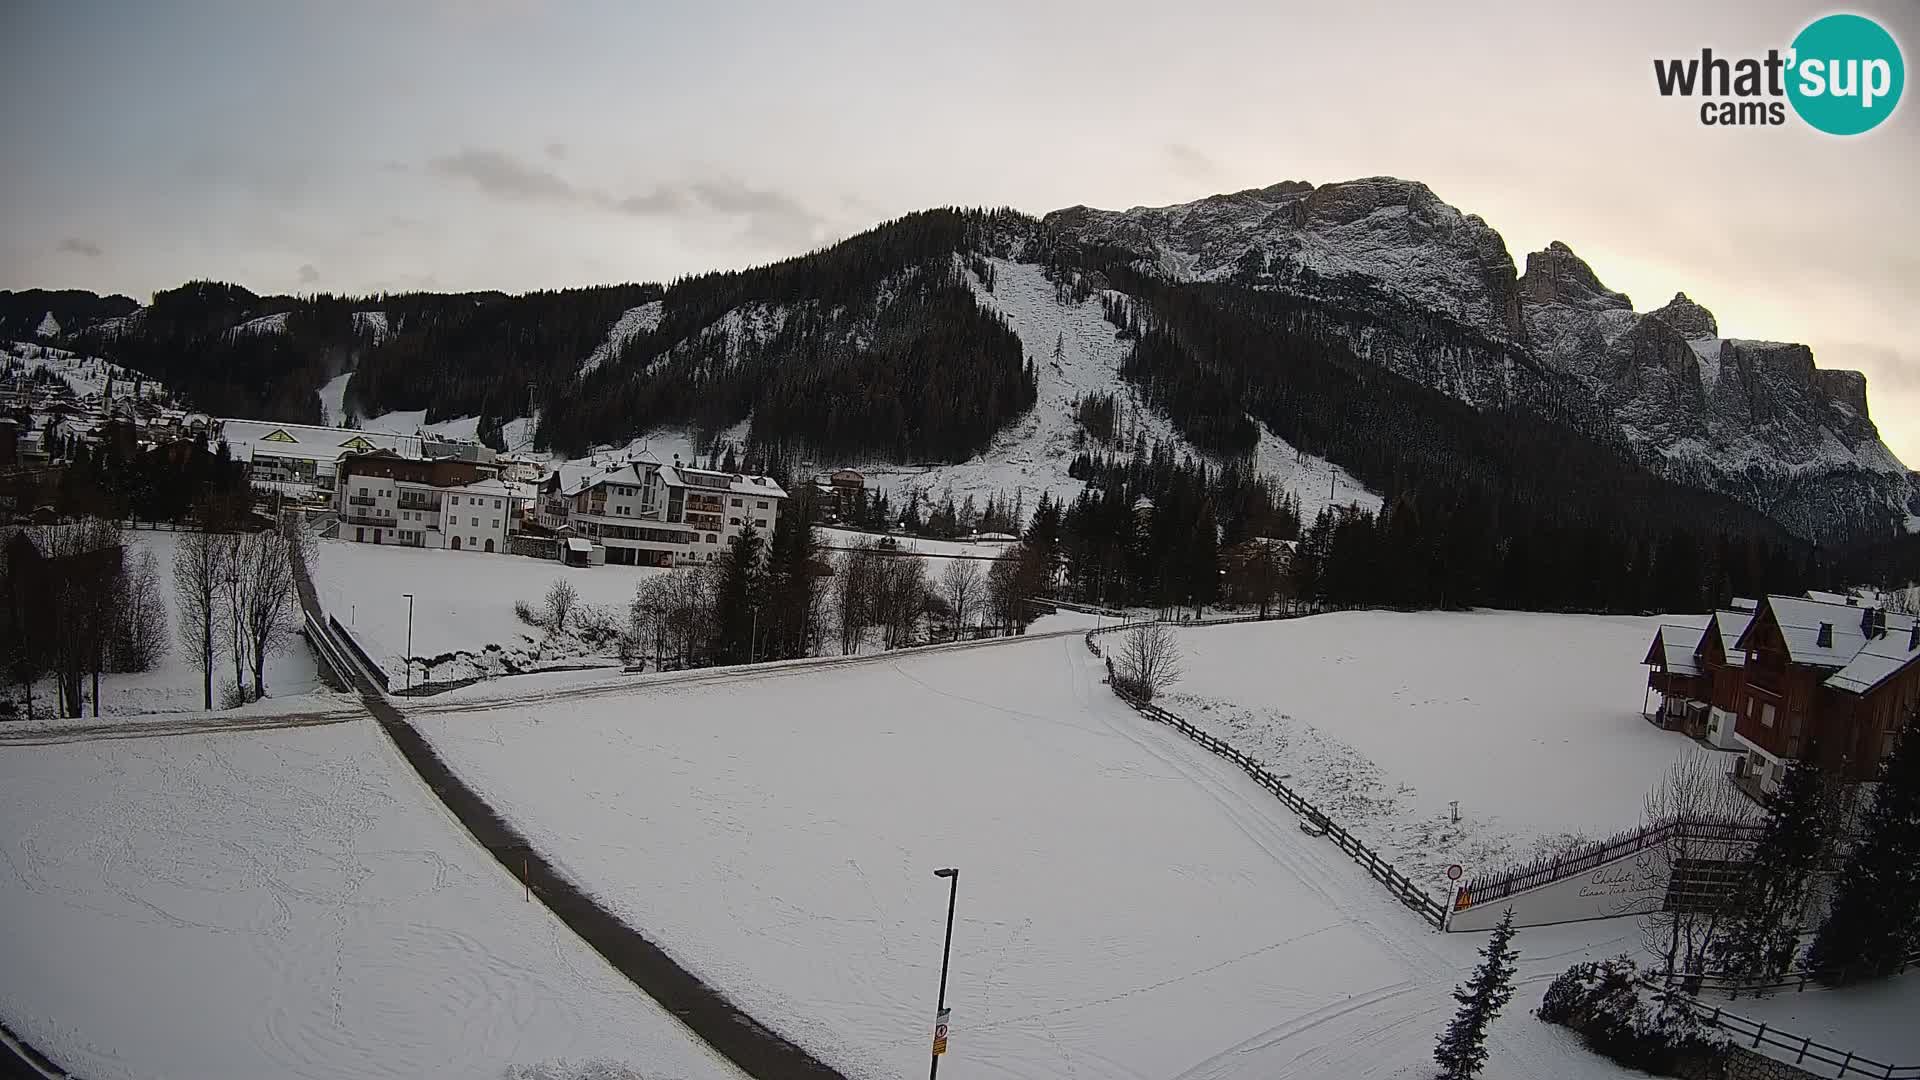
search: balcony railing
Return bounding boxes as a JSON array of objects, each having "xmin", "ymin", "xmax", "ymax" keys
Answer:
[
  {"xmin": 343, "ymin": 513, "xmax": 390, "ymax": 527},
  {"xmin": 348, "ymin": 495, "xmax": 378, "ymax": 507},
  {"xmin": 397, "ymin": 498, "xmax": 441, "ymax": 511}
]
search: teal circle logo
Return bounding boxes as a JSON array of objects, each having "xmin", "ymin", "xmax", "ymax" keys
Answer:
[{"xmin": 1787, "ymin": 13, "xmax": 1904, "ymax": 135}]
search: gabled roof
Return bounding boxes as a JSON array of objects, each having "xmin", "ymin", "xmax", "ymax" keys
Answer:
[
  {"xmin": 1826, "ymin": 618, "xmax": 1920, "ymax": 695},
  {"xmin": 218, "ymin": 418, "xmax": 420, "ymax": 464},
  {"xmin": 1743, "ymin": 595, "xmax": 1910, "ymax": 669},
  {"xmin": 1706, "ymin": 608, "xmax": 1756, "ymax": 667},
  {"xmin": 1645, "ymin": 624, "xmax": 1706, "ymax": 675}
]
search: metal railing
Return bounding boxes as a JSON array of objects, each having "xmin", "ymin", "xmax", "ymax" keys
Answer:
[
  {"xmin": 348, "ymin": 495, "xmax": 377, "ymax": 507},
  {"xmin": 1455, "ymin": 817, "xmax": 1765, "ymax": 913}
]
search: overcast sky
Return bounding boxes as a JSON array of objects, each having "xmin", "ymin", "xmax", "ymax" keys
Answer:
[{"xmin": 3, "ymin": 0, "xmax": 1916, "ymax": 462}]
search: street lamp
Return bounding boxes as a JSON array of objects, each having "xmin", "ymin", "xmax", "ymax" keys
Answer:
[
  {"xmin": 402, "ymin": 593, "xmax": 415, "ymax": 693},
  {"xmin": 929, "ymin": 867, "xmax": 959, "ymax": 1079}
]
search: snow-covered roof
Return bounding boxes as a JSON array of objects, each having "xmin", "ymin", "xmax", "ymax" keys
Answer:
[
  {"xmin": 566, "ymin": 538, "xmax": 593, "ymax": 553},
  {"xmin": 1709, "ymin": 609, "xmax": 1755, "ymax": 667},
  {"xmin": 1654, "ymin": 625, "xmax": 1705, "ymax": 675},
  {"xmin": 1751, "ymin": 595, "xmax": 1907, "ymax": 669},
  {"xmin": 545, "ymin": 453, "xmax": 662, "ymax": 497},
  {"xmin": 218, "ymin": 418, "xmax": 420, "ymax": 464},
  {"xmin": 1825, "ymin": 623, "xmax": 1920, "ymax": 695},
  {"xmin": 664, "ymin": 465, "xmax": 788, "ymax": 500},
  {"xmin": 1804, "ymin": 590, "xmax": 1853, "ymax": 606},
  {"xmin": 1729, "ymin": 597, "xmax": 1758, "ymax": 611}
]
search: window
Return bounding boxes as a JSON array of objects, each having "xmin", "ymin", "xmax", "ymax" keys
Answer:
[
  {"xmin": 706, "ymin": 533, "xmax": 717, "ymax": 544},
  {"xmin": 729, "ymin": 517, "xmax": 741, "ymax": 526},
  {"xmin": 471, "ymin": 516, "xmax": 480, "ymax": 527},
  {"xmin": 358, "ymin": 487, "xmax": 367, "ymax": 496},
  {"xmin": 731, "ymin": 497, "xmax": 742, "ymax": 507},
  {"xmin": 494, "ymin": 499, "xmax": 501, "ymax": 509},
  {"xmin": 1761, "ymin": 703, "xmax": 1776, "ymax": 728},
  {"xmin": 755, "ymin": 519, "xmax": 767, "ymax": 529},
  {"xmin": 451, "ymin": 496, "xmax": 460, "ymax": 505},
  {"xmin": 757, "ymin": 500, "xmax": 768, "ymax": 509},
  {"xmin": 491, "ymin": 519, "xmax": 499, "ymax": 528}
]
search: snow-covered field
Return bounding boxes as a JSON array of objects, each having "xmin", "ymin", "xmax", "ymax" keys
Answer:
[
  {"xmin": 26, "ymin": 530, "xmax": 323, "ymax": 718},
  {"xmin": 0, "ymin": 719, "xmax": 739, "ymax": 1080},
  {"xmin": 1708, "ymin": 977, "xmax": 1920, "ymax": 1066},
  {"xmin": 307, "ymin": 539, "xmax": 667, "ymax": 681},
  {"xmin": 1160, "ymin": 611, "xmax": 1722, "ymax": 892},
  {"xmin": 411, "ymin": 633, "xmax": 1645, "ymax": 1080}
]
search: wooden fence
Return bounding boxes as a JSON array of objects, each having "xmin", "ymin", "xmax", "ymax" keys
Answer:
[
  {"xmin": 1648, "ymin": 982, "xmax": 1919, "ymax": 1079},
  {"xmin": 1087, "ymin": 623, "xmax": 1447, "ymax": 928},
  {"xmin": 1651, "ymin": 946, "xmax": 1920, "ymax": 999}
]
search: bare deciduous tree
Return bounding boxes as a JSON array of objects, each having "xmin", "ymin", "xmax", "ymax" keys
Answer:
[
  {"xmin": 835, "ymin": 541, "xmax": 880, "ymax": 655},
  {"xmin": 941, "ymin": 559, "xmax": 982, "ymax": 638},
  {"xmin": 174, "ymin": 528, "xmax": 228, "ymax": 711},
  {"xmin": 1117, "ymin": 622, "xmax": 1183, "ymax": 701},
  {"xmin": 544, "ymin": 578, "xmax": 580, "ymax": 632},
  {"xmin": 1640, "ymin": 754, "xmax": 1753, "ymax": 981},
  {"xmin": 232, "ymin": 527, "xmax": 299, "ymax": 700},
  {"xmin": 112, "ymin": 547, "xmax": 168, "ymax": 673},
  {"xmin": 35, "ymin": 519, "xmax": 125, "ymax": 717}
]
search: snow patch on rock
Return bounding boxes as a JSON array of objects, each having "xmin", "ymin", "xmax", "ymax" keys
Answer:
[{"xmin": 578, "ymin": 301, "xmax": 663, "ymax": 379}]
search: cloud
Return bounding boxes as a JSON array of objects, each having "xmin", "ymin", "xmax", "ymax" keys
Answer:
[
  {"xmin": 1165, "ymin": 143, "xmax": 1220, "ymax": 182},
  {"xmin": 59, "ymin": 237, "xmax": 103, "ymax": 257},
  {"xmin": 544, "ymin": 140, "xmax": 568, "ymax": 161},
  {"xmin": 428, "ymin": 148, "xmax": 577, "ymax": 202},
  {"xmin": 297, "ymin": 263, "xmax": 321, "ymax": 284},
  {"xmin": 426, "ymin": 146, "xmax": 829, "ymax": 248}
]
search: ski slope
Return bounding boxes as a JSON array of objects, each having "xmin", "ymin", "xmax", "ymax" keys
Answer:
[
  {"xmin": 845, "ymin": 258, "xmax": 1379, "ymax": 523},
  {"xmin": 412, "ymin": 633, "xmax": 1645, "ymax": 1080},
  {"xmin": 0, "ymin": 719, "xmax": 739, "ymax": 1080}
]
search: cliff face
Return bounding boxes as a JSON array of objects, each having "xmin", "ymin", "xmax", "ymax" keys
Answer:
[{"xmin": 1047, "ymin": 181, "xmax": 1911, "ymax": 540}]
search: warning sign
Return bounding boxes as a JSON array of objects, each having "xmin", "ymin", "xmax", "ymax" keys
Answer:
[{"xmin": 931, "ymin": 1007, "xmax": 950, "ymax": 1056}]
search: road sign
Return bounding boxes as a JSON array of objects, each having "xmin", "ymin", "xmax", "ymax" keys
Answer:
[
  {"xmin": 932, "ymin": 1007, "xmax": 950, "ymax": 1056},
  {"xmin": 1446, "ymin": 864, "xmax": 1464, "ymax": 882}
]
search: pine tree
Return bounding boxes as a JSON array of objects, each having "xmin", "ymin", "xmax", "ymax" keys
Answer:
[
  {"xmin": 1435, "ymin": 909, "xmax": 1520, "ymax": 1080},
  {"xmin": 1711, "ymin": 752, "xmax": 1835, "ymax": 982},
  {"xmin": 710, "ymin": 523, "xmax": 765, "ymax": 664},
  {"xmin": 1808, "ymin": 710, "xmax": 1920, "ymax": 984}
]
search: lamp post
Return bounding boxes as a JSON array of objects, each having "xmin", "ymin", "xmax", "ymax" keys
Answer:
[
  {"xmin": 402, "ymin": 592, "xmax": 415, "ymax": 693},
  {"xmin": 930, "ymin": 867, "xmax": 959, "ymax": 1079}
]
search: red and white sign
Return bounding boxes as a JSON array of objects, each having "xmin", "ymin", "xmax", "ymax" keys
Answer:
[
  {"xmin": 931, "ymin": 1007, "xmax": 950, "ymax": 1056},
  {"xmin": 1446, "ymin": 864, "xmax": 1464, "ymax": 882}
]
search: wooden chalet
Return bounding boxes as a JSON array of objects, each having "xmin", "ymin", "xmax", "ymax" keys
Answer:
[{"xmin": 1644, "ymin": 594, "xmax": 1919, "ymax": 799}]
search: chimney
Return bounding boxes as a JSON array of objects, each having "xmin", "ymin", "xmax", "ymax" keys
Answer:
[
  {"xmin": 1816, "ymin": 622, "xmax": 1833, "ymax": 648},
  {"xmin": 1862, "ymin": 606, "xmax": 1884, "ymax": 639}
]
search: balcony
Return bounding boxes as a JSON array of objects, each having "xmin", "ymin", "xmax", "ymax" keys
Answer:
[
  {"xmin": 348, "ymin": 495, "xmax": 378, "ymax": 507},
  {"xmin": 398, "ymin": 497, "xmax": 442, "ymax": 512},
  {"xmin": 343, "ymin": 513, "xmax": 390, "ymax": 527}
]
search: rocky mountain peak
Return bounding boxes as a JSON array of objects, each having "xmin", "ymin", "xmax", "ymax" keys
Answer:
[
  {"xmin": 1518, "ymin": 241, "xmax": 1632, "ymax": 312},
  {"xmin": 1648, "ymin": 292, "xmax": 1719, "ymax": 340}
]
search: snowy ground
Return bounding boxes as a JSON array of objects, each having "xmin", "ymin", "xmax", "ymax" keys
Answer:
[
  {"xmin": 1159, "ymin": 611, "xmax": 1725, "ymax": 895},
  {"xmin": 307, "ymin": 538, "xmax": 668, "ymax": 682},
  {"xmin": 316, "ymin": 371, "xmax": 354, "ymax": 426},
  {"xmin": 411, "ymin": 633, "xmax": 1649, "ymax": 1080},
  {"xmin": 1706, "ymin": 978, "xmax": 1920, "ymax": 1066},
  {"xmin": 24, "ymin": 530, "xmax": 323, "ymax": 718},
  {"xmin": 0, "ymin": 719, "xmax": 739, "ymax": 1080}
]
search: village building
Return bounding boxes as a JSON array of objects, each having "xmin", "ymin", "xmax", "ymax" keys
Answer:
[
  {"xmin": 1644, "ymin": 593, "xmax": 1920, "ymax": 799},
  {"xmin": 333, "ymin": 449, "xmax": 525, "ymax": 552},
  {"xmin": 536, "ymin": 453, "xmax": 786, "ymax": 567},
  {"xmin": 216, "ymin": 419, "xmax": 425, "ymax": 503}
]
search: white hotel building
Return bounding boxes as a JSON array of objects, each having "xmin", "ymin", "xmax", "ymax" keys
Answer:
[{"xmin": 538, "ymin": 454, "xmax": 786, "ymax": 566}]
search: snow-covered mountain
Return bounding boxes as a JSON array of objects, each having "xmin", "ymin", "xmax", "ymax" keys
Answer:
[{"xmin": 1043, "ymin": 177, "xmax": 1910, "ymax": 539}]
